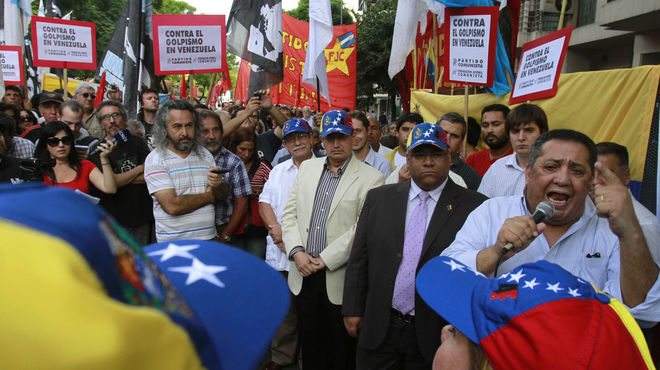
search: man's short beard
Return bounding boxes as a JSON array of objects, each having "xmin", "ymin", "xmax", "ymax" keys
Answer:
[
  {"xmin": 485, "ymin": 135, "xmax": 509, "ymax": 150},
  {"xmin": 205, "ymin": 141, "xmax": 221, "ymax": 154},
  {"xmin": 169, "ymin": 136, "xmax": 194, "ymax": 152}
]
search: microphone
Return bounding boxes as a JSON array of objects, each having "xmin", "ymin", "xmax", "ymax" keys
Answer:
[
  {"xmin": 89, "ymin": 129, "xmax": 131, "ymax": 157},
  {"xmin": 503, "ymin": 201, "xmax": 555, "ymax": 251}
]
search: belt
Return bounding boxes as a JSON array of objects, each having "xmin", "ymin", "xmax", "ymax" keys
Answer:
[{"xmin": 391, "ymin": 308, "xmax": 414, "ymax": 323}]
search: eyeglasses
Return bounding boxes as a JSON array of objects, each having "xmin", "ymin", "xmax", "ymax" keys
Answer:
[
  {"xmin": 100, "ymin": 112, "xmax": 122, "ymax": 122},
  {"xmin": 80, "ymin": 92, "xmax": 96, "ymax": 99},
  {"xmin": 46, "ymin": 136, "xmax": 73, "ymax": 147},
  {"xmin": 284, "ymin": 132, "xmax": 309, "ymax": 143}
]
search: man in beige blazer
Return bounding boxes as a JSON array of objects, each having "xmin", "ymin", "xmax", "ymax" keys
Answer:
[{"xmin": 282, "ymin": 110, "xmax": 385, "ymax": 370}]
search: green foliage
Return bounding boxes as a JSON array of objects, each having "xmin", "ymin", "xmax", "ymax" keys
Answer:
[
  {"xmin": 50, "ymin": 0, "xmax": 127, "ymax": 80},
  {"xmin": 153, "ymin": 0, "xmax": 196, "ymax": 15},
  {"xmin": 44, "ymin": 0, "xmax": 196, "ymax": 81},
  {"xmin": 355, "ymin": 0, "xmax": 398, "ymax": 109},
  {"xmin": 285, "ymin": 0, "xmax": 355, "ymax": 25}
]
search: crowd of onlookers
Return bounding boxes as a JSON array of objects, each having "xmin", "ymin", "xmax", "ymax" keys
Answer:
[{"xmin": 1, "ymin": 81, "xmax": 659, "ymax": 370}]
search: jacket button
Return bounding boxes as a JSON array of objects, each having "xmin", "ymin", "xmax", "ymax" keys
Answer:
[{"xmin": 396, "ymin": 253, "xmax": 402, "ymax": 258}]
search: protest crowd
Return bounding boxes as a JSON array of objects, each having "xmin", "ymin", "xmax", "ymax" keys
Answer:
[{"xmin": 1, "ymin": 1, "xmax": 660, "ymax": 370}]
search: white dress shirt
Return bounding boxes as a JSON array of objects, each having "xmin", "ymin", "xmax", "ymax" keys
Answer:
[
  {"xmin": 477, "ymin": 153, "xmax": 525, "ymax": 197},
  {"xmin": 442, "ymin": 195, "xmax": 660, "ymax": 323},
  {"xmin": 259, "ymin": 158, "xmax": 299, "ymax": 271}
]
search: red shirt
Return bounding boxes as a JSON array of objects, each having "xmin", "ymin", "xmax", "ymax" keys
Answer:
[
  {"xmin": 466, "ymin": 148, "xmax": 513, "ymax": 176},
  {"xmin": 43, "ymin": 160, "xmax": 97, "ymax": 194}
]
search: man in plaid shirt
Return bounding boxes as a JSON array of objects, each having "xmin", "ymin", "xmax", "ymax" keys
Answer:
[{"xmin": 198, "ymin": 110, "xmax": 252, "ymax": 244}]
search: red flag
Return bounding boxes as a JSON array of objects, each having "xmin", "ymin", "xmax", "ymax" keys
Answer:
[
  {"xmin": 234, "ymin": 59, "xmax": 250, "ymax": 103},
  {"xmin": 169, "ymin": 92, "xmax": 174, "ymax": 100},
  {"xmin": 94, "ymin": 71, "xmax": 106, "ymax": 108},
  {"xmin": 192, "ymin": 84, "xmax": 198, "ymax": 99},
  {"xmin": 179, "ymin": 74, "xmax": 187, "ymax": 98},
  {"xmin": 221, "ymin": 61, "xmax": 232, "ymax": 91}
]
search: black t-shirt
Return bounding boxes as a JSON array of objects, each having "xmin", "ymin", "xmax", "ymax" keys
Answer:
[
  {"xmin": 0, "ymin": 155, "xmax": 30, "ymax": 184},
  {"xmin": 90, "ymin": 136, "xmax": 153, "ymax": 227},
  {"xmin": 257, "ymin": 129, "xmax": 282, "ymax": 164}
]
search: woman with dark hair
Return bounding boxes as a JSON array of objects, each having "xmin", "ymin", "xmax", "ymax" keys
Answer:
[
  {"xmin": 227, "ymin": 127, "xmax": 271, "ymax": 259},
  {"xmin": 34, "ymin": 121, "xmax": 117, "ymax": 194},
  {"xmin": 16, "ymin": 108, "xmax": 37, "ymax": 135}
]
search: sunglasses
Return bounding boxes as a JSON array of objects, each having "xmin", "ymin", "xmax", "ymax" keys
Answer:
[
  {"xmin": 46, "ymin": 136, "xmax": 73, "ymax": 147},
  {"xmin": 80, "ymin": 92, "xmax": 96, "ymax": 99},
  {"xmin": 100, "ymin": 112, "xmax": 122, "ymax": 122},
  {"xmin": 18, "ymin": 116, "xmax": 33, "ymax": 123}
]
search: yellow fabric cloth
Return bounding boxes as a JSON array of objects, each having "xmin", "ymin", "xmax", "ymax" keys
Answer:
[
  {"xmin": 411, "ymin": 65, "xmax": 660, "ymax": 181},
  {"xmin": 0, "ymin": 220, "xmax": 202, "ymax": 370}
]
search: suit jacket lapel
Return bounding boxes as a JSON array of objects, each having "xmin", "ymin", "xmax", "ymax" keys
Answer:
[
  {"xmin": 393, "ymin": 181, "xmax": 411, "ymax": 253},
  {"xmin": 303, "ymin": 158, "xmax": 326, "ymax": 224},
  {"xmin": 421, "ymin": 179, "xmax": 459, "ymax": 258}
]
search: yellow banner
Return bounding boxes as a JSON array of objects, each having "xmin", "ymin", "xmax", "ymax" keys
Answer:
[
  {"xmin": 411, "ymin": 65, "xmax": 660, "ymax": 181},
  {"xmin": 41, "ymin": 73, "xmax": 97, "ymax": 96}
]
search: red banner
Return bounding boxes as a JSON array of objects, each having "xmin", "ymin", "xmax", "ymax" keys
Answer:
[{"xmin": 236, "ymin": 13, "xmax": 357, "ymax": 111}]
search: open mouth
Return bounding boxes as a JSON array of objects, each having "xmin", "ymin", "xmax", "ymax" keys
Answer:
[{"xmin": 546, "ymin": 192, "xmax": 569, "ymax": 206}]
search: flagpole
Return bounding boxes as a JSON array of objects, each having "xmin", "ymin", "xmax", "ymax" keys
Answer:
[
  {"xmin": 432, "ymin": 15, "xmax": 439, "ymax": 93},
  {"xmin": 316, "ymin": 77, "xmax": 321, "ymax": 112},
  {"xmin": 463, "ymin": 84, "xmax": 469, "ymax": 159},
  {"xmin": 62, "ymin": 68, "xmax": 70, "ymax": 101}
]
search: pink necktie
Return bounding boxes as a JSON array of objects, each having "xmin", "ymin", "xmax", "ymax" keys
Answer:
[{"xmin": 392, "ymin": 191, "xmax": 429, "ymax": 314}]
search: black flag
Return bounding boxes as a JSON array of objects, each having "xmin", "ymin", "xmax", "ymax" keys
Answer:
[
  {"xmin": 96, "ymin": 0, "xmax": 157, "ymax": 118},
  {"xmin": 226, "ymin": 0, "xmax": 283, "ymax": 95}
]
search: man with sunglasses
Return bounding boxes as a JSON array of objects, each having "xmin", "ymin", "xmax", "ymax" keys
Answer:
[
  {"xmin": 74, "ymin": 83, "xmax": 104, "ymax": 140},
  {"xmin": 90, "ymin": 100, "xmax": 154, "ymax": 245}
]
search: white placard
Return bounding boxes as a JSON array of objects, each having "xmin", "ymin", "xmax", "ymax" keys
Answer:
[
  {"xmin": 34, "ymin": 21, "xmax": 94, "ymax": 63},
  {"xmin": 0, "ymin": 49, "xmax": 21, "ymax": 83},
  {"xmin": 448, "ymin": 15, "xmax": 492, "ymax": 85},
  {"xmin": 511, "ymin": 37, "xmax": 565, "ymax": 98},
  {"xmin": 157, "ymin": 25, "xmax": 223, "ymax": 72}
]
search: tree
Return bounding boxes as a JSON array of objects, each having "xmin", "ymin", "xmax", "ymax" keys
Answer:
[
  {"xmin": 355, "ymin": 0, "xmax": 398, "ymax": 118},
  {"xmin": 48, "ymin": 0, "xmax": 196, "ymax": 80},
  {"xmin": 285, "ymin": 0, "xmax": 355, "ymax": 25},
  {"xmin": 153, "ymin": 0, "xmax": 196, "ymax": 15}
]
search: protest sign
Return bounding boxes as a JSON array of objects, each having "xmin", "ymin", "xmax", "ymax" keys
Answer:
[
  {"xmin": 31, "ymin": 16, "xmax": 96, "ymax": 70},
  {"xmin": 443, "ymin": 6, "xmax": 498, "ymax": 87},
  {"xmin": 152, "ymin": 14, "xmax": 226, "ymax": 75},
  {"xmin": 235, "ymin": 14, "xmax": 357, "ymax": 111},
  {"xmin": 0, "ymin": 46, "xmax": 24, "ymax": 85},
  {"xmin": 509, "ymin": 26, "xmax": 573, "ymax": 104}
]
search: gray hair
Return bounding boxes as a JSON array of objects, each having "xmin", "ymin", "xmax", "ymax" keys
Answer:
[
  {"xmin": 437, "ymin": 112, "xmax": 466, "ymax": 138},
  {"xmin": 152, "ymin": 99, "xmax": 203, "ymax": 154},
  {"xmin": 74, "ymin": 82, "xmax": 96, "ymax": 95},
  {"xmin": 96, "ymin": 100, "xmax": 128, "ymax": 121}
]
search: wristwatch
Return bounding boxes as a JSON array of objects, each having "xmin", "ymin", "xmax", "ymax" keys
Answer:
[{"xmin": 220, "ymin": 234, "xmax": 231, "ymax": 242}]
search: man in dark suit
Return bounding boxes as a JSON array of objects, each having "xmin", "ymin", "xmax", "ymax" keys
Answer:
[{"xmin": 342, "ymin": 122, "xmax": 487, "ymax": 369}]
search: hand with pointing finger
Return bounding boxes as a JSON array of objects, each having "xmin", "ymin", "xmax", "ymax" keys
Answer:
[{"xmin": 592, "ymin": 162, "xmax": 636, "ymax": 238}]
